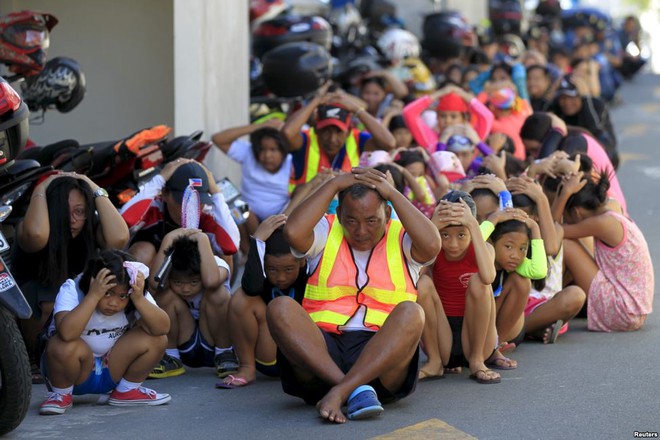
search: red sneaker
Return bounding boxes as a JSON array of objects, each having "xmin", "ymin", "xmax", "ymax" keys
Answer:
[
  {"xmin": 108, "ymin": 386, "xmax": 171, "ymax": 406},
  {"xmin": 39, "ymin": 392, "xmax": 73, "ymax": 415}
]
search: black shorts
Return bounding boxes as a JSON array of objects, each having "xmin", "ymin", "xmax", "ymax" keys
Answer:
[
  {"xmin": 20, "ymin": 280, "xmax": 60, "ymax": 320},
  {"xmin": 446, "ymin": 316, "xmax": 469, "ymax": 369},
  {"xmin": 178, "ymin": 322, "xmax": 214, "ymax": 368},
  {"xmin": 445, "ymin": 316, "xmax": 499, "ymax": 369},
  {"xmin": 278, "ymin": 330, "xmax": 419, "ymax": 406}
]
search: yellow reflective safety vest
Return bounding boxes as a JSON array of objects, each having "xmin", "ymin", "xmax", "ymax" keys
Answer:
[
  {"xmin": 302, "ymin": 215, "xmax": 417, "ymax": 334},
  {"xmin": 288, "ymin": 128, "xmax": 361, "ymax": 193}
]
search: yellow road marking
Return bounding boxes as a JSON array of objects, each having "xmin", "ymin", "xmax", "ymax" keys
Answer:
[
  {"xmin": 621, "ymin": 124, "xmax": 649, "ymax": 137},
  {"xmin": 641, "ymin": 103, "xmax": 660, "ymax": 113},
  {"xmin": 619, "ymin": 152, "xmax": 648, "ymax": 165},
  {"xmin": 371, "ymin": 418, "xmax": 477, "ymax": 440}
]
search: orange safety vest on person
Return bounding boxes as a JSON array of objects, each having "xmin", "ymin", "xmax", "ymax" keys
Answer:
[
  {"xmin": 302, "ymin": 215, "xmax": 418, "ymax": 334},
  {"xmin": 288, "ymin": 128, "xmax": 361, "ymax": 193}
]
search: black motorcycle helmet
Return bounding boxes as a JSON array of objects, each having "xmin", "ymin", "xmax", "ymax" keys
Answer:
[
  {"xmin": 21, "ymin": 56, "xmax": 86, "ymax": 113},
  {"xmin": 252, "ymin": 15, "xmax": 332, "ymax": 59},
  {"xmin": 261, "ymin": 42, "xmax": 332, "ymax": 98},
  {"xmin": 488, "ymin": 0, "xmax": 523, "ymax": 36},
  {"xmin": 0, "ymin": 77, "xmax": 29, "ymax": 168},
  {"xmin": 422, "ymin": 11, "xmax": 471, "ymax": 60}
]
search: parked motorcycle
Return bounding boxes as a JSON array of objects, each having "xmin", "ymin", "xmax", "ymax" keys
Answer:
[
  {"xmin": 0, "ymin": 75, "xmax": 33, "ymax": 437},
  {"xmin": 18, "ymin": 126, "xmax": 213, "ymax": 208}
]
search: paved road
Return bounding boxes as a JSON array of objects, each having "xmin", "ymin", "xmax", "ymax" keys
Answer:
[{"xmin": 8, "ymin": 74, "xmax": 660, "ymax": 440}]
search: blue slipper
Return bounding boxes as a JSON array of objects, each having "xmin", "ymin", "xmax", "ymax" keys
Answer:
[{"xmin": 347, "ymin": 385, "xmax": 383, "ymax": 420}]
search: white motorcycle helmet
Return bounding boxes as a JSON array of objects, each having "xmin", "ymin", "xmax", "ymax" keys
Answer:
[{"xmin": 377, "ymin": 28, "xmax": 420, "ymax": 63}]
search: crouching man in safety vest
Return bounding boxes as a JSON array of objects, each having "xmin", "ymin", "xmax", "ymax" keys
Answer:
[{"xmin": 267, "ymin": 167, "xmax": 441, "ymax": 423}]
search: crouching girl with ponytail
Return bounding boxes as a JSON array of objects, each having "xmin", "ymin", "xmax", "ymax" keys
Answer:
[{"xmin": 554, "ymin": 171, "xmax": 654, "ymax": 332}]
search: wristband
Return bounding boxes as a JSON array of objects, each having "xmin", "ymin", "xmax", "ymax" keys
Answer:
[
  {"xmin": 499, "ymin": 191, "xmax": 513, "ymax": 210},
  {"xmin": 480, "ymin": 220, "xmax": 495, "ymax": 241}
]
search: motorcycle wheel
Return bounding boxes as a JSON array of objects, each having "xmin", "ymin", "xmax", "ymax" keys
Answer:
[{"xmin": 0, "ymin": 306, "xmax": 31, "ymax": 436}]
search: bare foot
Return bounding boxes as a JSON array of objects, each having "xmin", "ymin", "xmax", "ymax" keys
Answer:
[
  {"xmin": 444, "ymin": 366, "xmax": 462, "ymax": 374},
  {"xmin": 233, "ymin": 365, "xmax": 257, "ymax": 384},
  {"xmin": 316, "ymin": 388, "xmax": 346, "ymax": 424},
  {"xmin": 418, "ymin": 360, "xmax": 444, "ymax": 380}
]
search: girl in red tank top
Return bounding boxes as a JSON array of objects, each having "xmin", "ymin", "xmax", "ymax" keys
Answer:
[
  {"xmin": 417, "ymin": 191, "xmax": 511, "ymax": 384},
  {"xmin": 432, "ymin": 243, "xmax": 478, "ymax": 317}
]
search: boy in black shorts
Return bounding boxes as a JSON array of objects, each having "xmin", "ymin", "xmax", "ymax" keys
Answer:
[
  {"xmin": 217, "ymin": 214, "xmax": 308, "ymax": 389},
  {"xmin": 148, "ymin": 228, "xmax": 238, "ymax": 380}
]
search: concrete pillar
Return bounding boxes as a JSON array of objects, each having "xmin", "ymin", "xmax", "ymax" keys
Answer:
[{"xmin": 173, "ymin": 0, "xmax": 249, "ymax": 183}]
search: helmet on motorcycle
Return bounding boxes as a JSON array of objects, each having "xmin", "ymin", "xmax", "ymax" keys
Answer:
[
  {"xmin": 0, "ymin": 77, "xmax": 29, "ymax": 167},
  {"xmin": 377, "ymin": 29, "xmax": 420, "ymax": 63},
  {"xmin": 362, "ymin": 0, "xmax": 400, "ymax": 34},
  {"xmin": 250, "ymin": 0, "xmax": 287, "ymax": 28},
  {"xmin": 488, "ymin": 0, "xmax": 523, "ymax": 36},
  {"xmin": 535, "ymin": 0, "xmax": 562, "ymax": 21},
  {"xmin": 332, "ymin": 55, "xmax": 386, "ymax": 90},
  {"xmin": 402, "ymin": 58, "xmax": 436, "ymax": 97},
  {"xmin": 21, "ymin": 56, "xmax": 86, "ymax": 113},
  {"xmin": 498, "ymin": 34, "xmax": 526, "ymax": 59},
  {"xmin": 252, "ymin": 15, "xmax": 332, "ymax": 59},
  {"xmin": 422, "ymin": 11, "xmax": 471, "ymax": 60},
  {"xmin": 261, "ymin": 42, "xmax": 332, "ymax": 98},
  {"xmin": 0, "ymin": 10, "xmax": 57, "ymax": 77},
  {"xmin": 160, "ymin": 130, "xmax": 211, "ymax": 163}
]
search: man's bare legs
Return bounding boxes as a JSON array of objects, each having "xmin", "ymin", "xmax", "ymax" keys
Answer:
[{"xmin": 267, "ymin": 297, "xmax": 424, "ymax": 423}]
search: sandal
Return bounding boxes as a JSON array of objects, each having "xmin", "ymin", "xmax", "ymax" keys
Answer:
[
  {"xmin": 469, "ymin": 369, "xmax": 501, "ymax": 384},
  {"xmin": 417, "ymin": 368, "xmax": 445, "ymax": 382},
  {"xmin": 485, "ymin": 354, "xmax": 517, "ymax": 370},
  {"xmin": 347, "ymin": 385, "xmax": 383, "ymax": 420},
  {"xmin": 215, "ymin": 375, "xmax": 249, "ymax": 389}
]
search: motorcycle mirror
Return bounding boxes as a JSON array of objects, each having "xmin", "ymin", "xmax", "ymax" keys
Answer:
[{"xmin": 0, "ymin": 205, "xmax": 12, "ymax": 222}]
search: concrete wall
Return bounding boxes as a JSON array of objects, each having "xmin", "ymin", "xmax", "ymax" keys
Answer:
[
  {"xmin": 0, "ymin": 0, "xmax": 174, "ymax": 145},
  {"xmin": 173, "ymin": 0, "xmax": 249, "ymax": 183}
]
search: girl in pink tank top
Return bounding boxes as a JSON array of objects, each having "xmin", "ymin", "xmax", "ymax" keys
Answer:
[{"xmin": 555, "ymin": 171, "xmax": 653, "ymax": 332}]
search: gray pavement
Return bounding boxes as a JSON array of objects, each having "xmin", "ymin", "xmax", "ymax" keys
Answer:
[{"xmin": 7, "ymin": 74, "xmax": 660, "ymax": 440}]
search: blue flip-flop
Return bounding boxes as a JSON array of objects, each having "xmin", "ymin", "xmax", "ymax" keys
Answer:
[{"xmin": 347, "ymin": 385, "xmax": 384, "ymax": 420}]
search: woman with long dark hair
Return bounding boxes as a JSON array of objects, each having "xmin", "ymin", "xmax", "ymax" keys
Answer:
[{"xmin": 12, "ymin": 172, "xmax": 129, "ymax": 382}]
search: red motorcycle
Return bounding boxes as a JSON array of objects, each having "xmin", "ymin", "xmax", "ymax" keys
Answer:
[
  {"xmin": 18, "ymin": 126, "xmax": 212, "ymax": 207},
  {"xmin": 0, "ymin": 75, "xmax": 34, "ymax": 437}
]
